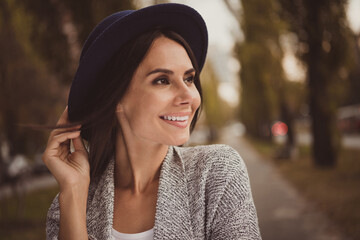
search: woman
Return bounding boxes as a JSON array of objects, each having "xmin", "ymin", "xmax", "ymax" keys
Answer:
[{"xmin": 44, "ymin": 3, "xmax": 261, "ymax": 240}]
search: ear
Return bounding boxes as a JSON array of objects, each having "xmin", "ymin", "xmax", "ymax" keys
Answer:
[{"xmin": 116, "ymin": 102, "xmax": 124, "ymax": 113}]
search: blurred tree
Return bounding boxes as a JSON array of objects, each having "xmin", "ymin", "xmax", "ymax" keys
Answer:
[
  {"xmin": 0, "ymin": 0, "xmax": 136, "ymax": 160},
  {"xmin": 278, "ymin": 0, "xmax": 354, "ymax": 166},
  {"xmin": 152, "ymin": 0, "xmax": 169, "ymax": 4},
  {"xmin": 201, "ymin": 62, "xmax": 232, "ymax": 142},
  {"xmin": 0, "ymin": 0, "xmax": 64, "ymax": 158},
  {"xmin": 225, "ymin": 0, "xmax": 293, "ymax": 144},
  {"xmin": 61, "ymin": 0, "xmax": 136, "ymax": 45},
  {"xmin": 342, "ymin": 34, "xmax": 360, "ymax": 106},
  {"xmin": 11, "ymin": 0, "xmax": 136, "ymax": 84},
  {"xmin": 10, "ymin": 0, "xmax": 73, "ymax": 84}
]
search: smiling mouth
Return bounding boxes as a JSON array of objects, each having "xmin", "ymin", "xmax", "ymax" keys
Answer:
[
  {"xmin": 159, "ymin": 115, "xmax": 190, "ymax": 128},
  {"xmin": 160, "ymin": 115, "xmax": 189, "ymax": 121}
]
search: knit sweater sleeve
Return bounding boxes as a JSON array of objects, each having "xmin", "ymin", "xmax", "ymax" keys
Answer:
[
  {"xmin": 45, "ymin": 185, "xmax": 97, "ymax": 240},
  {"xmin": 209, "ymin": 146, "xmax": 261, "ymax": 240},
  {"xmin": 46, "ymin": 194, "xmax": 60, "ymax": 240}
]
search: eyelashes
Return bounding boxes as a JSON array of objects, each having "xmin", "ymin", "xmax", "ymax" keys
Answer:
[
  {"xmin": 152, "ymin": 78, "xmax": 169, "ymax": 85},
  {"xmin": 152, "ymin": 75, "xmax": 195, "ymax": 86},
  {"xmin": 184, "ymin": 75, "xmax": 194, "ymax": 84}
]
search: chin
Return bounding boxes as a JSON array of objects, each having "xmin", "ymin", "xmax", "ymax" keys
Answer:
[{"xmin": 167, "ymin": 134, "xmax": 190, "ymax": 146}]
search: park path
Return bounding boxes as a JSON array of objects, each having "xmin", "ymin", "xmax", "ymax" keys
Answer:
[{"xmin": 220, "ymin": 130, "xmax": 347, "ymax": 240}]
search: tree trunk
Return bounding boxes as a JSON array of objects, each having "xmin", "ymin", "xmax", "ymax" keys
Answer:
[{"xmin": 306, "ymin": 0, "xmax": 339, "ymax": 166}]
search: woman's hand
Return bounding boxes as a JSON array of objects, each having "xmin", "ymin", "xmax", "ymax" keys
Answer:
[
  {"xmin": 42, "ymin": 107, "xmax": 90, "ymax": 191},
  {"xmin": 43, "ymin": 107, "xmax": 90, "ymax": 239}
]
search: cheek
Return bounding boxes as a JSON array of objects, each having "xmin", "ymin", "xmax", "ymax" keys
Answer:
[
  {"xmin": 123, "ymin": 90, "xmax": 169, "ymax": 121},
  {"xmin": 192, "ymin": 88, "xmax": 201, "ymax": 110},
  {"xmin": 140, "ymin": 91, "xmax": 171, "ymax": 114}
]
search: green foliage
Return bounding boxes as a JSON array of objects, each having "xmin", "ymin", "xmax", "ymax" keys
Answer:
[
  {"xmin": 201, "ymin": 62, "xmax": 231, "ymax": 129},
  {"xmin": 0, "ymin": 0, "xmax": 136, "ymax": 158},
  {"xmin": 6, "ymin": 0, "xmax": 137, "ymax": 85},
  {"xmin": 0, "ymin": 0, "xmax": 64, "ymax": 156},
  {"xmin": 341, "ymin": 34, "xmax": 360, "ymax": 106},
  {"xmin": 283, "ymin": 80, "xmax": 306, "ymax": 114},
  {"xmin": 229, "ymin": 0, "xmax": 356, "ymax": 165},
  {"xmin": 10, "ymin": 0, "xmax": 72, "ymax": 83},
  {"xmin": 278, "ymin": 0, "xmax": 354, "ymax": 166},
  {"xmin": 233, "ymin": 0, "xmax": 287, "ymax": 139},
  {"xmin": 61, "ymin": 0, "xmax": 136, "ymax": 46}
]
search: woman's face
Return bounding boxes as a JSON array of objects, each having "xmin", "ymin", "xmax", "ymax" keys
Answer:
[{"xmin": 116, "ymin": 36, "xmax": 201, "ymax": 146}]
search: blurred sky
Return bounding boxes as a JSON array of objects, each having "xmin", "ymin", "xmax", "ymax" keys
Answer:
[
  {"xmin": 347, "ymin": 0, "xmax": 360, "ymax": 33},
  {"xmin": 140, "ymin": 0, "xmax": 360, "ymax": 106}
]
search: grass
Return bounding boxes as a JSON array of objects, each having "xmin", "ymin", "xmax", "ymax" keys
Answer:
[
  {"xmin": 247, "ymin": 137, "xmax": 360, "ymax": 240},
  {"xmin": 0, "ymin": 186, "xmax": 59, "ymax": 240}
]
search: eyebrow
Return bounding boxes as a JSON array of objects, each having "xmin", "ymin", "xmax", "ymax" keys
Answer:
[{"xmin": 146, "ymin": 68, "xmax": 195, "ymax": 76}]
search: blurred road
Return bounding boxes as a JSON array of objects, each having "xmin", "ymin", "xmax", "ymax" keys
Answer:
[
  {"xmin": 220, "ymin": 129, "xmax": 347, "ymax": 240},
  {"xmin": 297, "ymin": 132, "xmax": 360, "ymax": 149}
]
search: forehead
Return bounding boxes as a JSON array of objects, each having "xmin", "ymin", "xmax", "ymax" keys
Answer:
[{"xmin": 139, "ymin": 36, "xmax": 193, "ymax": 70}]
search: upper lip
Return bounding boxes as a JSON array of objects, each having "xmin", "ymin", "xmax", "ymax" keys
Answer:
[{"xmin": 160, "ymin": 112, "xmax": 192, "ymax": 117}]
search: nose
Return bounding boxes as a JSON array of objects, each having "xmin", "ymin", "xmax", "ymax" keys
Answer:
[{"xmin": 174, "ymin": 82, "xmax": 195, "ymax": 106}]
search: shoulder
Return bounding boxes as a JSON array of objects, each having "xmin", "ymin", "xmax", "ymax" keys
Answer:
[
  {"xmin": 173, "ymin": 144, "xmax": 249, "ymax": 194},
  {"xmin": 170, "ymin": 146, "xmax": 260, "ymax": 238},
  {"xmin": 175, "ymin": 144, "xmax": 246, "ymax": 176},
  {"xmin": 173, "ymin": 144, "xmax": 256, "ymax": 231},
  {"xmin": 175, "ymin": 144, "xmax": 241, "ymax": 162}
]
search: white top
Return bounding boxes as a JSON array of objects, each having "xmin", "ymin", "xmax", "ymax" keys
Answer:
[{"xmin": 111, "ymin": 228, "xmax": 154, "ymax": 240}]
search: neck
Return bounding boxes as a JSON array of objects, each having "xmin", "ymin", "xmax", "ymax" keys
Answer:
[{"xmin": 114, "ymin": 127, "xmax": 169, "ymax": 195}]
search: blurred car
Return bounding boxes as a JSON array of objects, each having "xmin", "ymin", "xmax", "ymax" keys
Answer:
[{"xmin": 338, "ymin": 104, "xmax": 360, "ymax": 134}]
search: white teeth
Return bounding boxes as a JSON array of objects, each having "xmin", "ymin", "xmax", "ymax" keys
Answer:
[{"xmin": 163, "ymin": 115, "xmax": 189, "ymax": 121}]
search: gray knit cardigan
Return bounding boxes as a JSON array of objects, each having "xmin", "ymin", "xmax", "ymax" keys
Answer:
[{"xmin": 46, "ymin": 144, "xmax": 261, "ymax": 239}]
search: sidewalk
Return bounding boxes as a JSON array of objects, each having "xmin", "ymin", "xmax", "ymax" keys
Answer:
[{"xmin": 220, "ymin": 132, "xmax": 347, "ymax": 240}]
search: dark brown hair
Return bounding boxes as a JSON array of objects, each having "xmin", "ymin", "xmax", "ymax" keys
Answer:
[{"xmin": 78, "ymin": 28, "xmax": 203, "ymax": 182}]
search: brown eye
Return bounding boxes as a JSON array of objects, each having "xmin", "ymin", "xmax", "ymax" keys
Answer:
[
  {"xmin": 184, "ymin": 75, "xmax": 195, "ymax": 84},
  {"xmin": 152, "ymin": 78, "xmax": 170, "ymax": 85}
]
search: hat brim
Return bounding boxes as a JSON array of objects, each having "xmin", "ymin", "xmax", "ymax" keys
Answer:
[{"xmin": 68, "ymin": 3, "xmax": 208, "ymax": 122}]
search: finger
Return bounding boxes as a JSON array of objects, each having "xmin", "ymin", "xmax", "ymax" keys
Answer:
[
  {"xmin": 48, "ymin": 124, "xmax": 81, "ymax": 140},
  {"xmin": 58, "ymin": 147, "xmax": 70, "ymax": 162},
  {"xmin": 60, "ymin": 139, "xmax": 70, "ymax": 149},
  {"xmin": 58, "ymin": 140, "xmax": 70, "ymax": 158},
  {"xmin": 73, "ymin": 135, "xmax": 87, "ymax": 153},
  {"xmin": 47, "ymin": 131, "xmax": 81, "ymax": 151}
]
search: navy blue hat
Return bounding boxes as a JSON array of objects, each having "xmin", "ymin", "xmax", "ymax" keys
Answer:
[{"xmin": 68, "ymin": 3, "xmax": 208, "ymax": 122}]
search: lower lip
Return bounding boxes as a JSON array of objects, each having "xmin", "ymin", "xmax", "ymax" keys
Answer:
[{"xmin": 161, "ymin": 118, "xmax": 189, "ymax": 129}]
